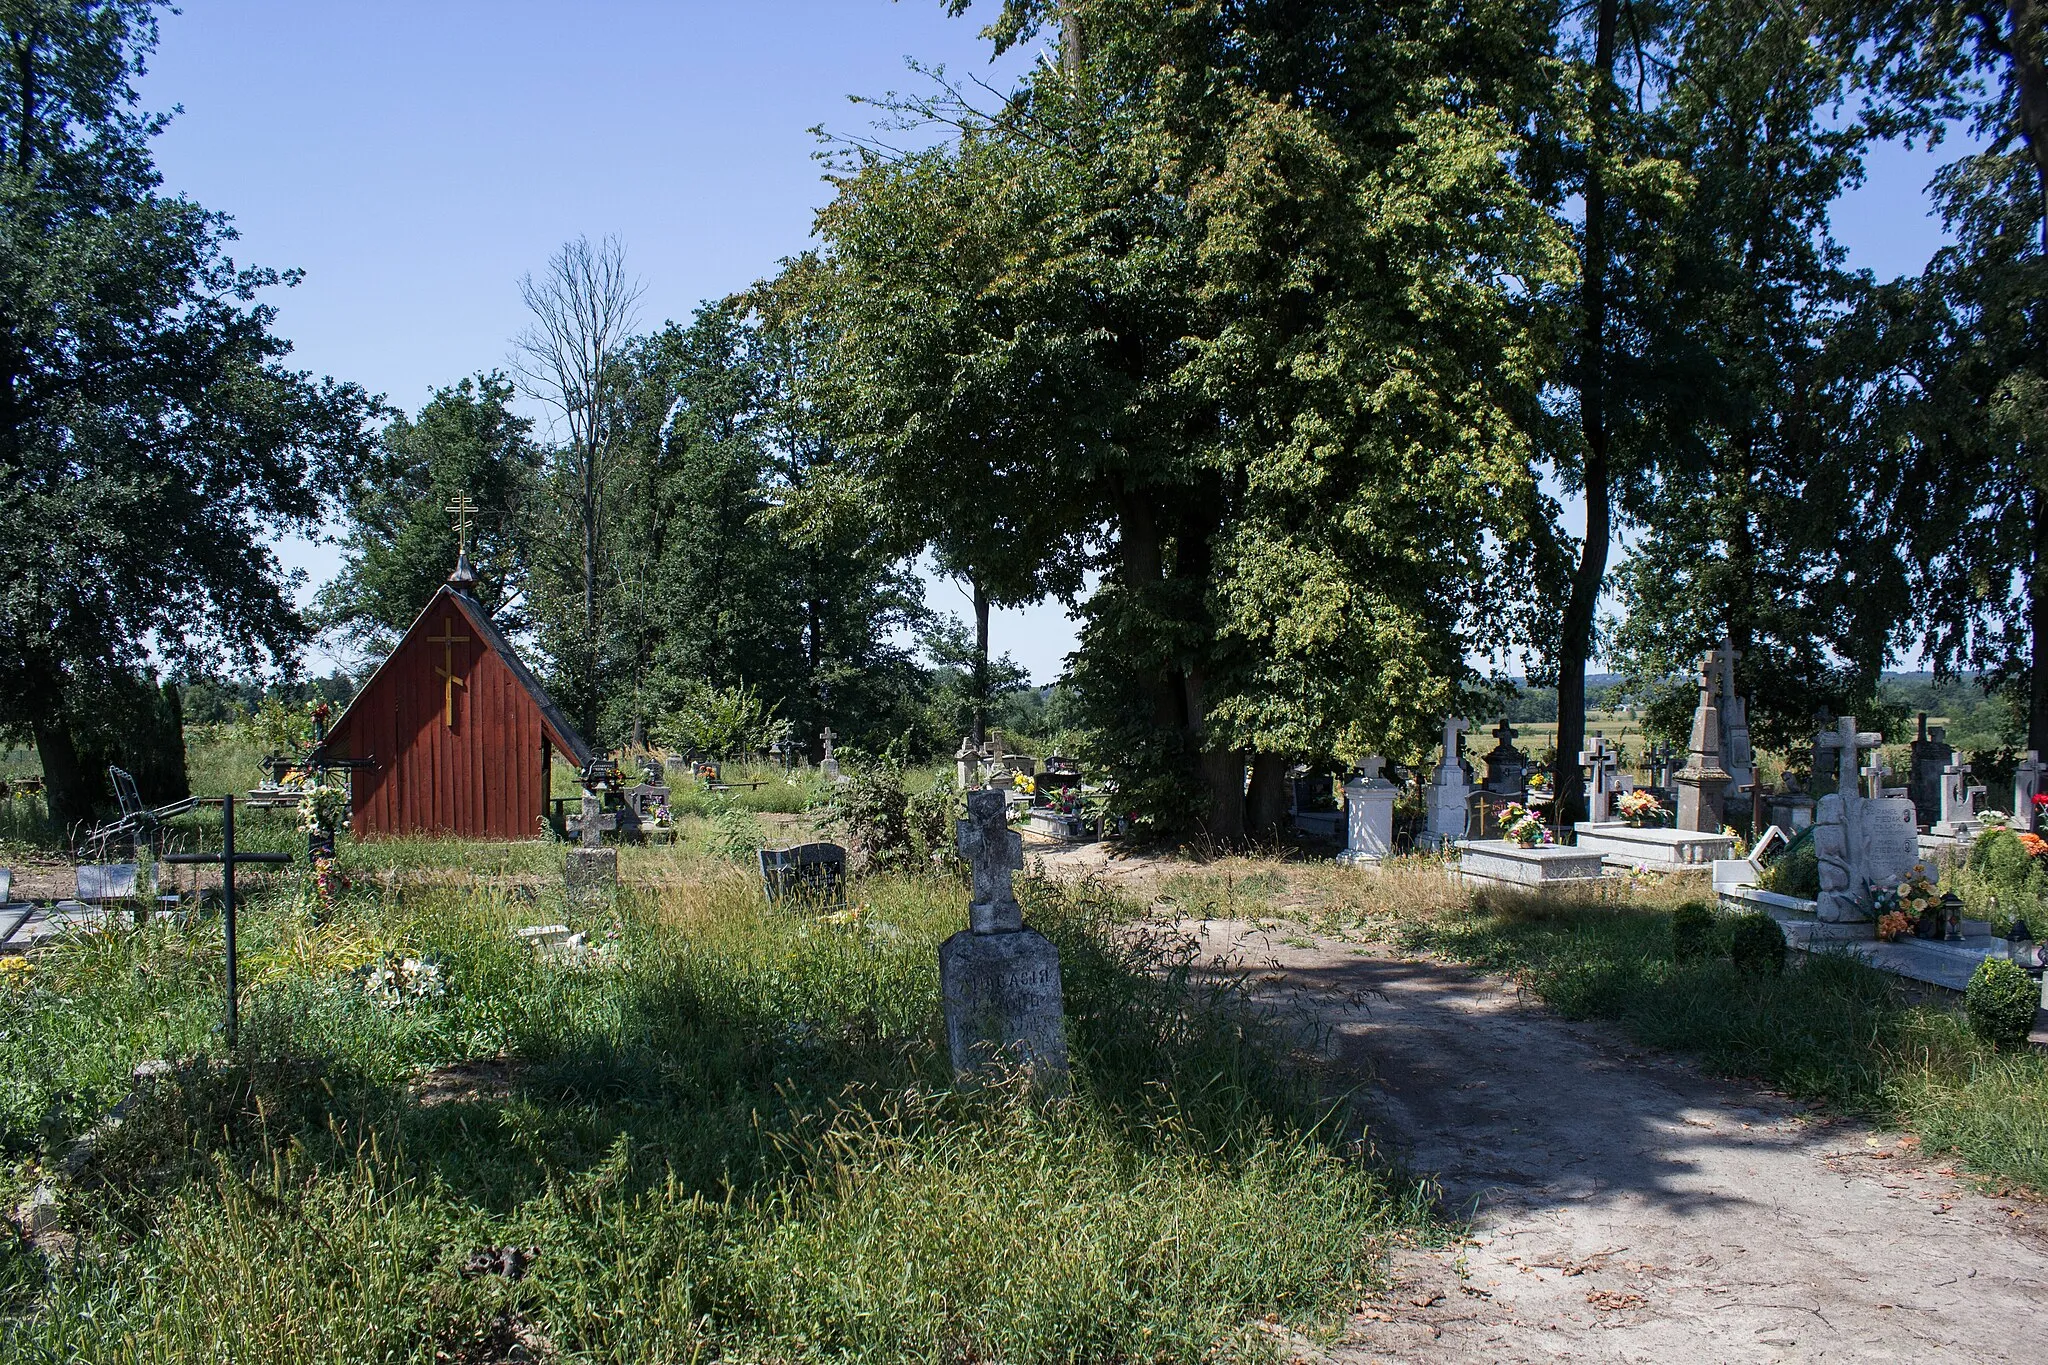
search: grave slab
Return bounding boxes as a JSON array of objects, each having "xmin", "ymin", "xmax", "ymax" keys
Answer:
[
  {"xmin": 1457, "ymin": 839, "xmax": 1606, "ymax": 888},
  {"xmin": 942, "ymin": 789, "xmax": 1068, "ymax": 1086},
  {"xmin": 1572, "ymin": 822, "xmax": 1735, "ymax": 871}
]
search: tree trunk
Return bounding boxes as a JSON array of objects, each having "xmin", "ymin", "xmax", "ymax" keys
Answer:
[
  {"xmin": 2010, "ymin": 0, "xmax": 2048, "ymax": 750},
  {"xmin": 972, "ymin": 575, "xmax": 990, "ymax": 747},
  {"xmin": 1555, "ymin": 0, "xmax": 1619, "ymax": 830},
  {"xmin": 2031, "ymin": 483, "xmax": 2048, "ymax": 754},
  {"xmin": 582, "ymin": 443, "xmax": 599, "ymax": 738},
  {"xmin": 32, "ymin": 716, "xmax": 93, "ymax": 838},
  {"xmin": 1246, "ymin": 753, "xmax": 1290, "ymax": 838}
]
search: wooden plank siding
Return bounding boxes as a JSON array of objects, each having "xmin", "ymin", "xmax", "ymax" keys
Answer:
[{"xmin": 325, "ymin": 585, "xmax": 589, "ymax": 841}]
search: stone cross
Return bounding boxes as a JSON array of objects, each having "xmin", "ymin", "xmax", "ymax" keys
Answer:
[
  {"xmin": 1493, "ymin": 718, "xmax": 1517, "ymax": 749},
  {"xmin": 956, "ymin": 788, "xmax": 1025, "ymax": 934},
  {"xmin": 820, "ymin": 726, "xmax": 837, "ymax": 761},
  {"xmin": 1716, "ymin": 635, "xmax": 1742, "ymax": 704},
  {"xmin": 1934, "ymin": 760, "xmax": 1982, "ymax": 835},
  {"xmin": 1579, "ymin": 737, "xmax": 1620, "ymax": 823},
  {"xmin": 2017, "ymin": 750, "xmax": 2047, "ymax": 831},
  {"xmin": 1813, "ymin": 715, "xmax": 1883, "ymax": 796},
  {"xmin": 1357, "ymin": 755, "xmax": 1387, "ymax": 782},
  {"xmin": 568, "ymin": 792, "xmax": 617, "ymax": 849},
  {"xmin": 1437, "ymin": 717, "xmax": 1470, "ymax": 781}
]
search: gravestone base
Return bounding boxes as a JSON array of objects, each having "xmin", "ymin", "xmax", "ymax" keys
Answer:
[
  {"xmin": 1457, "ymin": 839, "xmax": 1607, "ymax": 888},
  {"xmin": 939, "ymin": 927, "xmax": 1068, "ymax": 1087},
  {"xmin": 1027, "ymin": 809, "xmax": 1096, "ymax": 843},
  {"xmin": 1572, "ymin": 822, "xmax": 1735, "ymax": 871},
  {"xmin": 564, "ymin": 848, "xmax": 618, "ymax": 905}
]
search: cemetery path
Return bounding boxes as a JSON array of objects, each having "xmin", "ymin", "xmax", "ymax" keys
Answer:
[{"xmin": 1180, "ymin": 918, "xmax": 2048, "ymax": 1364}]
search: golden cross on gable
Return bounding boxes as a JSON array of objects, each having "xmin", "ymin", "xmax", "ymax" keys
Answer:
[
  {"xmin": 445, "ymin": 494, "xmax": 479, "ymax": 560},
  {"xmin": 426, "ymin": 617, "xmax": 470, "ymax": 728}
]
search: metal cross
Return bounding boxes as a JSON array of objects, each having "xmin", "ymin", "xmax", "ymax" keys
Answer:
[
  {"xmin": 163, "ymin": 794, "xmax": 292, "ymax": 1048},
  {"xmin": 426, "ymin": 616, "xmax": 470, "ymax": 728},
  {"xmin": 445, "ymin": 494, "xmax": 479, "ymax": 560}
]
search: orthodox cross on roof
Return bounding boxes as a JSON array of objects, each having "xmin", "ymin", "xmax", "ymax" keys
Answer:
[
  {"xmin": 446, "ymin": 494, "xmax": 479, "ymax": 560},
  {"xmin": 426, "ymin": 616, "xmax": 470, "ymax": 728}
]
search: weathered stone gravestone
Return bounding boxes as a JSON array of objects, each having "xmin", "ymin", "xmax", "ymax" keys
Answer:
[
  {"xmin": 1676, "ymin": 655, "xmax": 1733, "ymax": 832},
  {"xmin": 955, "ymin": 735, "xmax": 979, "ymax": 790},
  {"xmin": 1481, "ymin": 720, "xmax": 1530, "ymax": 799},
  {"xmin": 2016, "ymin": 751, "xmax": 2046, "ymax": 831},
  {"xmin": 1716, "ymin": 633, "xmax": 1755, "ymax": 794},
  {"xmin": 1811, "ymin": 716, "xmax": 1920, "ymax": 933},
  {"xmin": 622, "ymin": 780, "xmax": 670, "ymax": 838},
  {"xmin": 757, "ymin": 842, "xmax": 849, "ymax": 911},
  {"xmin": 1337, "ymin": 757, "xmax": 1397, "ymax": 865},
  {"xmin": 1908, "ymin": 714, "xmax": 1954, "ymax": 828},
  {"xmin": 940, "ymin": 789, "xmax": 1067, "ymax": 1086},
  {"xmin": 1419, "ymin": 718, "xmax": 1472, "ymax": 849},
  {"xmin": 564, "ymin": 793, "xmax": 618, "ymax": 906},
  {"xmin": 819, "ymin": 727, "xmax": 842, "ymax": 784}
]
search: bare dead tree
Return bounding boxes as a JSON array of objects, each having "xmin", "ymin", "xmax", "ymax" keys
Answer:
[{"xmin": 512, "ymin": 234, "xmax": 643, "ymax": 733}]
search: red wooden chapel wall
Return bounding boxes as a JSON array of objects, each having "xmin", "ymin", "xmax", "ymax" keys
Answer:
[{"xmin": 326, "ymin": 588, "xmax": 577, "ymax": 840}]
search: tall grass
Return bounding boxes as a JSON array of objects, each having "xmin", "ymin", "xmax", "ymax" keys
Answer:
[{"xmin": 0, "ymin": 853, "xmax": 1428, "ymax": 1361}]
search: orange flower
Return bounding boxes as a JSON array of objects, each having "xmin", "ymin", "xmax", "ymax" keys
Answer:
[{"xmin": 2019, "ymin": 832, "xmax": 2048, "ymax": 859}]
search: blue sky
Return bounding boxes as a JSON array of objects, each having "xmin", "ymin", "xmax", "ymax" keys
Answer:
[{"xmin": 143, "ymin": 2, "xmax": 1960, "ymax": 682}]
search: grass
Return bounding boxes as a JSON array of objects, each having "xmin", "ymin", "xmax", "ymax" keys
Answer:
[
  {"xmin": 0, "ymin": 838, "xmax": 1431, "ymax": 1362},
  {"xmin": 1337, "ymin": 868, "xmax": 2048, "ymax": 1192}
]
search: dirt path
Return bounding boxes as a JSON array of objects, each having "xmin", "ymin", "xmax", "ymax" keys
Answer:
[{"xmin": 1175, "ymin": 918, "xmax": 2048, "ymax": 1363}]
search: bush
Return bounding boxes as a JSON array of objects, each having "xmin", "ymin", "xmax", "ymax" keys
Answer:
[
  {"xmin": 706, "ymin": 799, "xmax": 761, "ymax": 863},
  {"xmin": 1966, "ymin": 957, "xmax": 2040, "ymax": 1050},
  {"xmin": 834, "ymin": 759, "xmax": 913, "ymax": 874},
  {"xmin": 1730, "ymin": 913, "xmax": 1787, "ymax": 975},
  {"xmin": 1757, "ymin": 827, "xmax": 1818, "ymax": 898},
  {"xmin": 1670, "ymin": 901, "xmax": 1718, "ymax": 962},
  {"xmin": 905, "ymin": 773, "xmax": 960, "ymax": 862}
]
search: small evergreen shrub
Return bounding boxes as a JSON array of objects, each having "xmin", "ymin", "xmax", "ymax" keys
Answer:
[
  {"xmin": 1966, "ymin": 957, "xmax": 2040, "ymax": 1050},
  {"xmin": 1730, "ymin": 912, "xmax": 1787, "ymax": 975},
  {"xmin": 1670, "ymin": 901, "xmax": 1718, "ymax": 962}
]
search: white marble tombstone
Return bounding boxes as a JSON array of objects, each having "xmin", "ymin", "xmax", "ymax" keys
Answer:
[
  {"xmin": 1931, "ymin": 761, "xmax": 1984, "ymax": 839},
  {"xmin": 1420, "ymin": 719, "xmax": 1473, "ymax": 849},
  {"xmin": 1337, "ymin": 757, "xmax": 1397, "ymax": 865},
  {"xmin": 1579, "ymin": 738, "xmax": 1621, "ymax": 824},
  {"xmin": 1811, "ymin": 717, "xmax": 1907, "ymax": 930}
]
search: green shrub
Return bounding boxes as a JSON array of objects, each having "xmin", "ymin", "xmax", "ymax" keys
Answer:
[
  {"xmin": 1730, "ymin": 913, "xmax": 1787, "ymax": 975},
  {"xmin": 1670, "ymin": 901, "xmax": 1718, "ymax": 962},
  {"xmin": 1757, "ymin": 827, "xmax": 1818, "ymax": 898},
  {"xmin": 1966, "ymin": 957, "xmax": 2040, "ymax": 1050},
  {"xmin": 905, "ymin": 773, "xmax": 960, "ymax": 862},
  {"xmin": 833, "ymin": 759, "xmax": 913, "ymax": 874}
]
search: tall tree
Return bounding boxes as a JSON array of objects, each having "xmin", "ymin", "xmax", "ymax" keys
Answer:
[
  {"xmin": 0, "ymin": 0, "xmax": 376, "ymax": 828},
  {"xmin": 873, "ymin": 0, "xmax": 1566, "ymax": 835},
  {"xmin": 514, "ymin": 234, "xmax": 644, "ymax": 737},
  {"xmin": 1604, "ymin": 0, "xmax": 1909, "ymax": 757},
  {"xmin": 1853, "ymin": 0, "xmax": 2048, "ymax": 748},
  {"xmin": 318, "ymin": 372, "xmax": 540, "ymax": 656}
]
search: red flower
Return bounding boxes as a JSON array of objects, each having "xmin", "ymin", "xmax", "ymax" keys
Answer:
[{"xmin": 2033, "ymin": 792, "xmax": 2047, "ymax": 809}]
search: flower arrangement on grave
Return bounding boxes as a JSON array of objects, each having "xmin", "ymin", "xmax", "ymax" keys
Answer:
[
  {"xmin": 1014, "ymin": 772, "xmax": 1037, "ymax": 797},
  {"xmin": 2018, "ymin": 831, "xmax": 2048, "ymax": 860},
  {"xmin": 1877, "ymin": 910, "xmax": 1913, "ymax": 942},
  {"xmin": 1526, "ymin": 771, "xmax": 1551, "ymax": 794},
  {"xmin": 309, "ymin": 850, "xmax": 351, "ymax": 915},
  {"xmin": 1872, "ymin": 865, "xmax": 1941, "ymax": 935},
  {"xmin": 650, "ymin": 801, "xmax": 673, "ymax": 828},
  {"xmin": 299, "ymin": 780, "xmax": 350, "ymax": 835},
  {"xmin": 1048, "ymin": 785, "xmax": 1087, "ymax": 817},
  {"xmin": 1979, "ymin": 808, "xmax": 2012, "ymax": 832},
  {"xmin": 1498, "ymin": 802, "xmax": 1552, "ymax": 847},
  {"xmin": 1616, "ymin": 789, "xmax": 1666, "ymax": 827},
  {"xmin": 358, "ymin": 953, "xmax": 446, "ymax": 1009}
]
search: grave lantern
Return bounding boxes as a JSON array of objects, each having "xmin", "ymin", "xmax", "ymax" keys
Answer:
[
  {"xmin": 1940, "ymin": 891, "xmax": 1965, "ymax": 942},
  {"xmin": 2004, "ymin": 917, "xmax": 2040, "ymax": 973}
]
